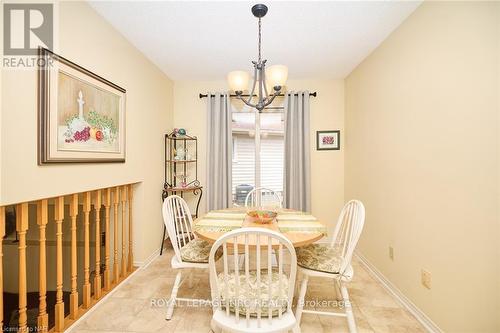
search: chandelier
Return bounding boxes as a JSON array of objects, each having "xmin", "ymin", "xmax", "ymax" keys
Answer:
[{"xmin": 227, "ymin": 4, "xmax": 288, "ymax": 112}]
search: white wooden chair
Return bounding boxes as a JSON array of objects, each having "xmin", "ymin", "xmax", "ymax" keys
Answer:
[
  {"xmin": 162, "ymin": 195, "xmax": 218, "ymax": 320},
  {"xmin": 209, "ymin": 228, "xmax": 297, "ymax": 333},
  {"xmin": 294, "ymin": 200, "xmax": 365, "ymax": 333},
  {"xmin": 245, "ymin": 187, "xmax": 282, "ymax": 209}
]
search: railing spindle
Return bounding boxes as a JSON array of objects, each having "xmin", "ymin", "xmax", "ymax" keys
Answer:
[
  {"xmin": 0, "ymin": 207, "xmax": 4, "ymax": 330},
  {"xmin": 113, "ymin": 187, "xmax": 120, "ymax": 283},
  {"xmin": 121, "ymin": 186, "xmax": 127, "ymax": 277},
  {"xmin": 36, "ymin": 200, "xmax": 49, "ymax": 332},
  {"xmin": 94, "ymin": 190, "xmax": 102, "ymax": 299},
  {"xmin": 127, "ymin": 184, "xmax": 133, "ymax": 271},
  {"xmin": 83, "ymin": 192, "xmax": 91, "ymax": 308},
  {"xmin": 103, "ymin": 189, "xmax": 111, "ymax": 290},
  {"xmin": 16, "ymin": 203, "xmax": 28, "ymax": 333},
  {"xmin": 54, "ymin": 197, "xmax": 65, "ymax": 332},
  {"xmin": 69, "ymin": 194, "xmax": 79, "ymax": 319}
]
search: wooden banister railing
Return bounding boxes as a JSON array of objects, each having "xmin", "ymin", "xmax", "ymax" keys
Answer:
[
  {"xmin": 103, "ymin": 189, "xmax": 111, "ymax": 291},
  {"xmin": 69, "ymin": 194, "xmax": 78, "ymax": 321},
  {"xmin": 0, "ymin": 183, "xmax": 136, "ymax": 332},
  {"xmin": 37, "ymin": 200, "xmax": 49, "ymax": 332},
  {"xmin": 17, "ymin": 203, "xmax": 28, "ymax": 333}
]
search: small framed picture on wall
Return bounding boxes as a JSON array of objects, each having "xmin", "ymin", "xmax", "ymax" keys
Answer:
[{"xmin": 316, "ymin": 130, "xmax": 340, "ymax": 150}]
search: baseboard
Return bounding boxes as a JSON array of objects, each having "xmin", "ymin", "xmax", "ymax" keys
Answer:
[
  {"xmin": 133, "ymin": 246, "xmax": 162, "ymax": 269},
  {"xmin": 66, "ymin": 246, "xmax": 162, "ymax": 332},
  {"xmin": 355, "ymin": 251, "xmax": 443, "ymax": 333}
]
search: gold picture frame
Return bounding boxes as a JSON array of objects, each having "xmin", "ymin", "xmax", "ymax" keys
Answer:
[{"xmin": 38, "ymin": 47, "xmax": 126, "ymax": 164}]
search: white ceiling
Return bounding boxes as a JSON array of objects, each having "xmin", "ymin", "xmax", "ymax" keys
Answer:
[{"xmin": 89, "ymin": 1, "xmax": 421, "ymax": 81}]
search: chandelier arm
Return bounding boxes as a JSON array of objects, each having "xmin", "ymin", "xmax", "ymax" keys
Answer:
[
  {"xmin": 258, "ymin": 63, "xmax": 264, "ymax": 105},
  {"xmin": 246, "ymin": 66, "xmax": 258, "ymax": 105},
  {"xmin": 236, "ymin": 94, "xmax": 258, "ymax": 109},
  {"xmin": 261, "ymin": 63, "xmax": 270, "ymax": 101},
  {"xmin": 262, "ymin": 88, "xmax": 280, "ymax": 108}
]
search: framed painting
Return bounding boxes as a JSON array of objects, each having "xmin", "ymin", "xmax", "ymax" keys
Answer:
[
  {"xmin": 316, "ymin": 130, "xmax": 340, "ymax": 150},
  {"xmin": 38, "ymin": 47, "xmax": 126, "ymax": 164}
]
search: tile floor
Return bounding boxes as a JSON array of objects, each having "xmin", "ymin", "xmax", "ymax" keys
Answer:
[{"xmin": 70, "ymin": 244, "xmax": 427, "ymax": 333}]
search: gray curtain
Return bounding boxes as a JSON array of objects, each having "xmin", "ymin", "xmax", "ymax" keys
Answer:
[
  {"xmin": 283, "ymin": 91, "xmax": 311, "ymax": 212},
  {"xmin": 206, "ymin": 92, "xmax": 233, "ymax": 210}
]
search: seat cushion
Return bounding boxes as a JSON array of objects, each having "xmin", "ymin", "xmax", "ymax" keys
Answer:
[
  {"xmin": 217, "ymin": 270, "xmax": 290, "ymax": 317},
  {"xmin": 296, "ymin": 244, "xmax": 342, "ymax": 274},
  {"xmin": 180, "ymin": 238, "xmax": 219, "ymax": 263}
]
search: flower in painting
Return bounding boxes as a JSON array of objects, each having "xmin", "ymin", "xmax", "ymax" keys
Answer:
[{"xmin": 322, "ymin": 135, "xmax": 335, "ymax": 145}]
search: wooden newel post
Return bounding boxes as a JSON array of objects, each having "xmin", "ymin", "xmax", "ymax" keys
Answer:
[
  {"xmin": 16, "ymin": 203, "xmax": 28, "ymax": 333},
  {"xmin": 69, "ymin": 194, "xmax": 79, "ymax": 319},
  {"xmin": 113, "ymin": 187, "xmax": 120, "ymax": 283},
  {"xmin": 121, "ymin": 186, "xmax": 127, "ymax": 277},
  {"xmin": 103, "ymin": 188, "xmax": 111, "ymax": 290},
  {"xmin": 54, "ymin": 197, "xmax": 65, "ymax": 332},
  {"xmin": 0, "ymin": 206, "xmax": 5, "ymax": 330},
  {"xmin": 94, "ymin": 190, "xmax": 102, "ymax": 299},
  {"xmin": 83, "ymin": 192, "xmax": 92, "ymax": 308},
  {"xmin": 128, "ymin": 184, "xmax": 133, "ymax": 271},
  {"xmin": 36, "ymin": 200, "xmax": 49, "ymax": 332}
]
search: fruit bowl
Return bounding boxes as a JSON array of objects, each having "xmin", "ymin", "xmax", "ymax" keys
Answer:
[{"xmin": 246, "ymin": 209, "xmax": 278, "ymax": 224}]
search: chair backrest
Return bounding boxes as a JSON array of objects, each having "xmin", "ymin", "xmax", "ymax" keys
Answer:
[
  {"xmin": 330, "ymin": 200, "xmax": 365, "ymax": 274},
  {"xmin": 209, "ymin": 228, "xmax": 297, "ymax": 327},
  {"xmin": 162, "ymin": 195, "xmax": 195, "ymax": 262},
  {"xmin": 244, "ymin": 187, "xmax": 282, "ymax": 209}
]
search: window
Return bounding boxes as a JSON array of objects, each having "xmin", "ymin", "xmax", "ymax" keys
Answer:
[
  {"xmin": 232, "ymin": 137, "xmax": 238, "ymax": 162},
  {"xmin": 231, "ymin": 98, "xmax": 284, "ymax": 206}
]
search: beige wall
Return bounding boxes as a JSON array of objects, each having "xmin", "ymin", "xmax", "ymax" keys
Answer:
[
  {"xmin": 173, "ymin": 79, "xmax": 344, "ymax": 235},
  {"xmin": 345, "ymin": 2, "xmax": 499, "ymax": 332},
  {"xmin": 0, "ymin": 1, "xmax": 173, "ymax": 264}
]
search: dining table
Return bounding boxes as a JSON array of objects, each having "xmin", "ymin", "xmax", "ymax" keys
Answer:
[{"xmin": 193, "ymin": 207, "xmax": 327, "ymax": 248}]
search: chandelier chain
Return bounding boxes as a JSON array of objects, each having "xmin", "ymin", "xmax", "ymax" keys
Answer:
[{"xmin": 258, "ymin": 17, "xmax": 262, "ymax": 63}]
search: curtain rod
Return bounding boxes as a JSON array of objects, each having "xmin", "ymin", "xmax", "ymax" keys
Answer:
[{"xmin": 199, "ymin": 92, "xmax": 317, "ymax": 99}]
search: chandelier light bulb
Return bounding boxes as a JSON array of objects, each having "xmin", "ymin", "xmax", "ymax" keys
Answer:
[
  {"xmin": 227, "ymin": 71, "xmax": 250, "ymax": 92},
  {"xmin": 266, "ymin": 65, "xmax": 288, "ymax": 89}
]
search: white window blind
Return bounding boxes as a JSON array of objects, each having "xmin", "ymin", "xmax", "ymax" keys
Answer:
[{"xmin": 231, "ymin": 103, "xmax": 285, "ymax": 205}]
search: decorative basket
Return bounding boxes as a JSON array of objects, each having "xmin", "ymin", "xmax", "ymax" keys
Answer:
[{"xmin": 246, "ymin": 209, "xmax": 278, "ymax": 224}]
